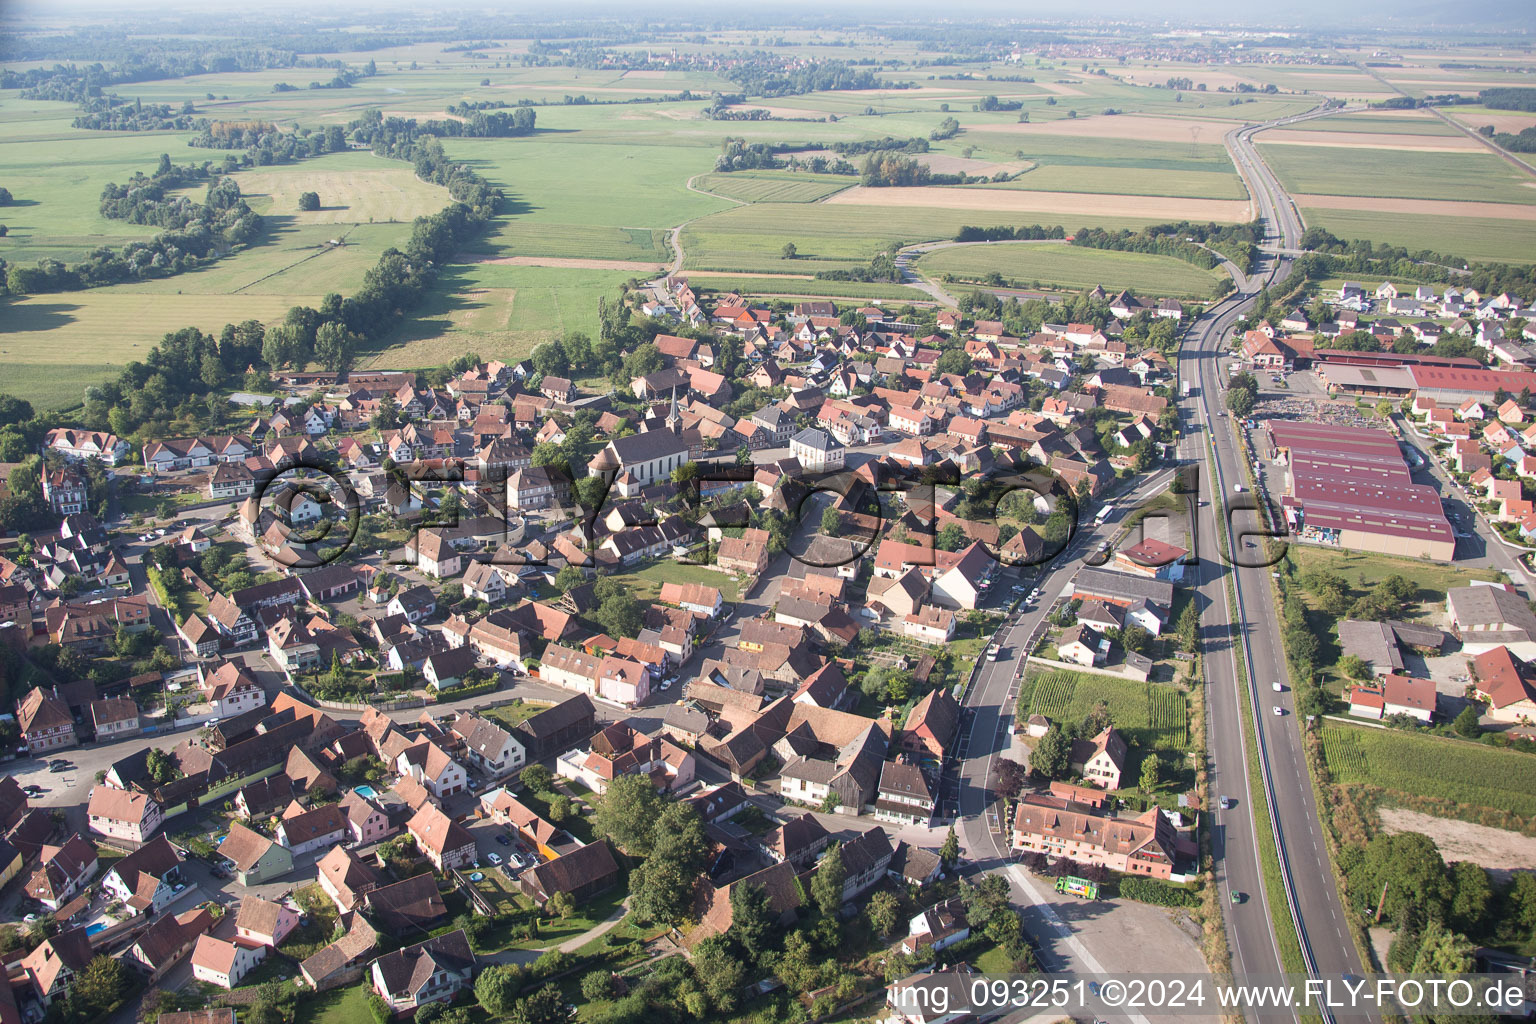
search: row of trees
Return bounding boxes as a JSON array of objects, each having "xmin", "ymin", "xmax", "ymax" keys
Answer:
[{"xmin": 1072, "ymin": 220, "xmax": 1264, "ymax": 275}]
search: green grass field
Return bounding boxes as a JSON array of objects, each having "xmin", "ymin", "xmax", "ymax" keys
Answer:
[
  {"xmin": 1261, "ymin": 143, "xmax": 1536, "ymax": 205},
  {"xmin": 1299, "ymin": 207, "xmax": 1536, "ymax": 265},
  {"xmin": 1023, "ymin": 668, "xmax": 1191, "ymax": 753},
  {"xmin": 918, "ymin": 241, "xmax": 1224, "ymax": 297},
  {"xmin": 295, "ymin": 983, "xmax": 373, "ymax": 1024},
  {"xmin": 682, "ymin": 201, "xmax": 1171, "ymax": 275},
  {"xmin": 1285, "ymin": 114, "xmax": 1461, "ymax": 136},
  {"xmin": 365, "ymin": 262, "xmax": 636, "ymax": 367},
  {"xmin": 463, "ymin": 222, "xmax": 669, "ymax": 262},
  {"xmin": 693, "ymin": 170, "xmax": 856, "ymax": 203},
  {"xmin": 1321, "ymin": 723, "xmax": 1536, "ymax": 819},
  {"xmin": 197, "ymin": 150, "xmax": 450, "ymax": 224},
  {"xmin": 1285, "ymin": 545, "xmax": 1504, "ymax": 616},
  {"xmin": 3, "ymin": 290, "xmax": 324, "ymax": 409},
  {"xmin": 681, "ymin": 274, "xmax": 930, "ymax": 302}
]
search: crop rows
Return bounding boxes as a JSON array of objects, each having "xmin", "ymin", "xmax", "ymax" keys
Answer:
[
  {"xmin": 1023, "ymin": 669, "xmax": 1192, "ymax": 752},
  {"xmin": 695, "ymin": 172, "xmax": 854, "ymax": 204},
  {"xmin": 1027, "ymin": 670, "xmax": 1080, "ymax": 721},
  {"xmin": 1147, "ymin": 687, "xmax": 1190, "ymax": 749},
  {"xmin": 1320, "ymin": 724, "xmax": 1536, "ymax": 818},
  {"xmin": 1321, "ymin": 725, "xmax": 1370, "ymax": 782}
]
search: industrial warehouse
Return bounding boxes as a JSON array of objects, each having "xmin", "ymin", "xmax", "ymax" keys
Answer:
[
  {"xmin": 1267, "ymin": 422, "xmax": 1456, "ymax": 561},
  {"xmin": 1319, "ymin": 361, "xmax": 1536, "ymax": 405}
]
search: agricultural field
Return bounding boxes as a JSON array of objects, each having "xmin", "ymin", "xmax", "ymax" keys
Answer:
[
  {"xmin": 366, "ymin": 262, "xmax": 636, "ymax": 368},
  {"xmin": 0, "ymin": 97, "xmax": 175, "ymax": 266},
  {"xmin": 1258, "ymin": 143, "xmax": 1536, "ymax": 205},
  {"xmin": 681, "ymin": 200, "xmax": 1172, "ymax": 276},
  {"xmin": 2, "ymin": 290, "xmax": 322, "ymax": 409},
  {"xmin": 1299, "ymin": 207, "xmax": 1536, "ymax": 266},
  {"xmin": 1320, "ymin": 723, "xmax": 1536, "ymax": 821},
  {"xmin": 1283, "ymin": 112, "xmax": 1462, "ymax": 136},
  {"xmin": 6, "ymin": 27, "xmax": 1532, "ymax": 412},
  {"xmin": 917, "ymin": 241, "xmax": 1225, "ymax": 298},
  {"xmin": 1023, "ymin": 668, "xmax": 1191, "ymax": 753},
  {"xmin": 195, "ymin": 151, "xmax": 451, "ymax": 225},
  {"xmin": 692, "ymin": 170, "xmax": 857, "ymax": 204}
]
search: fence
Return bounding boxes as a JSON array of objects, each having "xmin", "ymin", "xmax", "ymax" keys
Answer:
[
  {"xmin": 288, "ymin": 681, "xmax": 426, "ymax": 712},
  {"xmin": 1024, "ymin": 654, "xmax": 1151, "ymax": 683}
]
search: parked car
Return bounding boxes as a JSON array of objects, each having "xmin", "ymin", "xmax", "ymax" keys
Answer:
[
  {"xmin": 487, "ymin": 852, "xmax": 502, "ymax": 866},
  {"xmin": 496, "ymin": 834, "xmax": 511, "ymax": 846}
]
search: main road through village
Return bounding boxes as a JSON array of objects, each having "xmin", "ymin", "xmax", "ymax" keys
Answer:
[{"xmin": 953, "ymin": 104, "xmax": 1375, "ymax": 1024}]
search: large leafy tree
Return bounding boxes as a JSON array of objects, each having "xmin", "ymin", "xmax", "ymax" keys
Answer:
[{"xmin": 592, "ymin": 774, "xmax": 663, "ymax": 855}]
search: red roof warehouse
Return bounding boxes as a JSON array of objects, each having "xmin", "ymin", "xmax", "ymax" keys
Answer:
[{"xmin": 1268, "ymin": 422, "xmax": 1454, "ymax": 562}]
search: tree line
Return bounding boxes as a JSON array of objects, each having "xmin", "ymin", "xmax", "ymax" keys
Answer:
[
  {"xmin": 954, "ymin": 224, "xmax": 1068, "ymax": 242},
  {"xmin": 6, "ymin": 156, "xmax": 262, "ymax": 295},
  {"xmin": 1071, "ymin": 220, "xmax": 1264, "ymax": 274},
  {"xmin": 720, "ymin": 58, "xmax": 907, "ymax": 99}
]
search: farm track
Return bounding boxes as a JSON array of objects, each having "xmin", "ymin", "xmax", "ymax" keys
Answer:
[
  {"xmin": 230, "ymin": 225, "xmax": 356, "ymax": 294},
  {"xmin": 1356, "ymin": 64, "xmax": 1536, "ymax": 179},
  {"xmin": 667, "ymin": 173, "xmax": 749, "ymax": 275}
]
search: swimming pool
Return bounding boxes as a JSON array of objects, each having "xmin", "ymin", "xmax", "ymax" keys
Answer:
[
  {"xmin": 353, "ymin": 785, "xmax": 378, "ymax": 799},
  {"xmin": 85, "ymin": 923, "xmax": 106, "ymax": 936}
]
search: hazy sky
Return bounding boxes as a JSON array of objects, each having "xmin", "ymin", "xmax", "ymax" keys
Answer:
[{"xmin": 3, "ymin": 0, "xmax": 1534, "ymax": 32}]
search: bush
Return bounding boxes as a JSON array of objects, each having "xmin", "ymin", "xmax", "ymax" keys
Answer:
[{"xmin": 1118, "ymin": 877, "xmax": 1200, "ymax": 908}]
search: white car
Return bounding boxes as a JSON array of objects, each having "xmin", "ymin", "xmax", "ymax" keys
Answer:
[
  {"xmin": 659, "ymin": 679, "xmax": 672, "ymax": 691},
  {"xmin": 1272, "ymin": 682, "xmax": 1283, "ymax": 692},
  {"xmin": 1272, "ymin": 706, "xmax": 1284, "ymax": 716},
  {"xmin": 487, "ymin": 852, "xmax": 502, "ymax": 866}
]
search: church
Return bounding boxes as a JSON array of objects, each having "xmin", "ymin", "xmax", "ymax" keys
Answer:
[{"xmin": 587, "ymin": 392, "xmax": 692, "ymax": 497}]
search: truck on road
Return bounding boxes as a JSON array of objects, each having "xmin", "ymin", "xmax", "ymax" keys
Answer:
[{"xmin": 1055, "ymin": 875, "xmax": 1100, "ymax": 899}]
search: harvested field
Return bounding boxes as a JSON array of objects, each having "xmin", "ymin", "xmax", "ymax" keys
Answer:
[
  {"xmin": 1378, "ymin": 808, "xmax": 1536, "ymax": 880},
  {"xmin": 969, "ymin": 114, "xmax": 1242, "ymax": 142},
  {"xmin": 1387, "ymin": 78, "xmax": 1536, "ymax": 90},
  {"xmin": 718, "ymin": 104, "xmax": 833, "ymax": 120},
  {"xmin": 470, "ymin": 255, "xmax": 663, "ymax": 271},
  {"xmin": 1445, "ymin": 111, "xmax": 1536, "ymax": 135},
  {"xmin": 229, "ymin": 165, "xmax": 449, "ymax": 225},
  {"xmin": 450, "ymin": 288, "xmax": 516, "ymax": 334},
  {"xmin": 1033, "ymin": 81, "xmax": 1086, "ymax": 96},
  {"xmin": 1258, "ymin": 130, "xmax": 1482, "ymax": 152},
  {"xmin": 1293, "ymin": 193, "xmax": 1536, "ymax": 221},
  {"xmin": 377, "ymin": 109, "xmax": 464, "ymax": 122},
  {"xmin": 1117, "ymin": 69, "xmax": 1264, "ymax": 91},
  {"xmin": 822, "ymin": 185, "xmax": 1251, "ymax": 221}
]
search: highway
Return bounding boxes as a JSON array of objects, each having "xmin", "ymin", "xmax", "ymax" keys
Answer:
[
  {"xmin": 943, "ymin": 101, "xmax": 1371, "ymax": 1023},
  {"xmin": 1182, "ymin": 109, "xmax": 1369, "ymax": 1014}
]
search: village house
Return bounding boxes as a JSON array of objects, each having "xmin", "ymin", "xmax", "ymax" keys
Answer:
[
  {"xmin": 407, "ymin": 804, "xmax": 477, "ymax": 872},
  {"xmin": 18, "ymin": 686, "xmax": 78, "ymax": 753},
  {"xmin": 192, "ymin": 935, "xmax": 266, "ymax": 989},
  {"xmin": 87, "ymin": 786, "xmax": 164, "ymax": 843},
  {"xmin": 370, "ymin": 930, "xmax": 476, "ymax": 1014}
]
